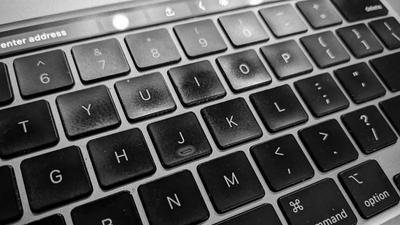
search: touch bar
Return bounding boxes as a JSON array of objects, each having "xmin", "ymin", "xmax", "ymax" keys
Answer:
[{"xmin": 0, "ymin": 0, "xmax": 285, "ymax": 58}]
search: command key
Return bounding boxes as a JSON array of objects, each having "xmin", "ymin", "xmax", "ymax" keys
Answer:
[{"xmin": 279, "ymin": 178, "xmax": 357, "ymax": 225}]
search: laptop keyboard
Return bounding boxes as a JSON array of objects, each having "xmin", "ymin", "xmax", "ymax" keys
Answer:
[{"xmin": 1, "ymin": 0, "xmax": 400, "ymax": 224}]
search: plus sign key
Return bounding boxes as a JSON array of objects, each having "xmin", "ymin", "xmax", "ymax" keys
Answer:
[{"xmin": 279, "ymin": 178, "xmax": 357, "ymax": 225}]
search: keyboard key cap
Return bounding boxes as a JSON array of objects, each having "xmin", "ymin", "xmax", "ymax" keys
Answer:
[
  {"xmin": 342, "ymin": 106, "xmax": 397, "ymax": 154},
  {"xmin": 259, "ymin": 4, "xmax": 307, "ymax": 37},
  {"xmin": 126, "ymin": 28, "xmax": 181, "ymax": 70},
  {"xmin": 217, "ymin": 50, "xmax": 272, "ymax": 92},
  {"xmin": 0, "ymin": 100, "xmax": 58, "ymax": 158},
  {"xmin": 201, "ymin": 98, "xmax": 262, "ymax": 149},
  {"xmin": 261, "ymin": 40, "xmax": 313, "ymax": 80},
  {"xmin": 370, "ymin": 17, "xmax": 400, "ymax": 50},
  {"xmin": 148, "ymin": 112, "xmax": 211, "ymax": 168},
  {"xmin": 219, "ymin": 11, "xmax": 269, "ymax": 47},
  {"xmin": 139, "ymin": 170, "xmax": 209, "ymax": 225},
  {"xmin": 251, "ymin": 135, "xmax": 314, "ymax": 191},
  {"xmin": 14, "ymin": 50, "xmax": 74, "ymax": 98},
  {"xmin": 295, "ymin": 73, "xmax": 349, "ymax": 117},
  {"xmin": 72, "ymin": 38, "xmax": 130, "ymax": 83},
  {"xmin": 339, "ymin": 160, "xmax": 400, "ymax": 218},
  {"xmin": 299, "ymin": 120, "xmax": 358, "ymax": 172},
  {"xmin": 27, "ymin": 214, "xmax": 66, "ymax": 225},
  {"xmin": 72, "ymin": 191, "xmax": 142, "ymax": 225},
  {"xmin": 278, "ymin": 178, "xmax": 357, "ymax": 225},
  {"xmin": 21, "ymin": 146, "xmax": 92, "ymax": 212},
  {"xmin": 250, "ymin": 85, "xmax": 308, "ymax": 132},
  {"xmin": 56, "ymin": 85, "xmax": 121, "ymax": 139},
  {"xmin": 215, "ymin": 204, "xmax": 282, "ymax": 225},
  {"xmin": 334, "ymin": 63, "xmax": 386, "ymax": 104},
  {"xmin": 394, "ymin": 174, "xmax": 400, "ymax": 190},
  {"xmin": 370, "ymin": 52, "xmax": 400, "ymax": 92},
  {"xmin": 380, "ymin": 95, "xmax": 400, "ymax": 134},
  {"xmin": 332, "ymin": 0, "xmax": 388, "ymax": 22},
  {"xmin": 115, "ymin": 73, "xmax": 176, "ymax": 122},
  {"xmin": 301, "ymin": 31, "xmax": 350, "ymax": 68},
  {"xmin": 198, "ymin": 151, "xmax": 264, "ymax": 213},
  {"xmin": 0, "ymin": 63, "xmax": 13, "ymax": 106},
  {"xmin": 296, "ymin": 0, "xmax": 342, "ymax": 29},
  {"xmin": 337, "ymin": 24, "xmax": 383, "ymax": 58},
  {"xmin": 168, "ymin": 61, "xmax": 226, "ymax": 106},
  {"xmin": 174, "ymin": 20, "xmax": 227, "ymax": 58},
  {"xmin": 0, "ymin": 166, "xmax": 22, "ymax": 224},
  {"xmin": 87, "ymin": 129, "xmax": 156, "ymax": 189}
]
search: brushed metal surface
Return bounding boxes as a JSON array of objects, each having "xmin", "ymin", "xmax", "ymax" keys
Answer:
[{"xmin": 0, "ymin": 1, "xmax": 400, "ymax": 225}]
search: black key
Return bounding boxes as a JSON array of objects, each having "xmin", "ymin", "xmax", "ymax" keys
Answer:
[
  {"xmin": 339, "ymin": 160, "xmax": 400, "ymax": 218},
  {"xmin": 0, "ymin": 63, "xmax": 13, "ymax": 106},
  {"xmin": 250, "ymin": 85, "xmax": 308, "ymax": 132},
  {"xmin": 337, "ymin": 24, "xmax": 383, "ymax": 58},
  {"xmin": 0, "ymin": 166, "xmax": 22, "ymax": 224},
  {"xmin": 126, "ymin": 28, "xmax": 180, "ymax": 70},
  {"xmin": 217, "ymin": 50, "xmax": 272, "ymax": 92},
  {"xmin": 335, "ymin": 63, "xmax": 386, "ymax": 104},
  {"xmin": 251, "ymin": 135, "xmax": 314, "ymax": 191},
  {"xmin": 299, "ymin": 120, "xmax": 358, "ymax": 172},
  {"xmin": 278, "ymin": 178, "xmax": 357, "ymax": 225},
  {"xmin": 215, "ymin": 204, "xmax": 282, "ymax": 225},
  {"xmin": 14, "ymin": 50, "xmax": 74, "ymax": 98},
  {"xmin": 174, "ymin": 20, "xmax": 227, "ymax": 58},
  {"xmin": 201, "ymin": 98, "xmax": 262, "ymax": 149},
  {"xmin": 72, "ymin": 38, "xmax": 130, "ymax": 83},
  {"xmin": 56, "ymin": 85, "xmax": 121, "ymax": 139},
  {"xmin": 296, "ymin": 0, "xmax": 342, "ymax": 29},
  {"xmin": 295, "ymin": 73, "xmax": 349, "ymax": 117},
  {"xmin": 342, "ymin": 106, "xmax": 397, "ymax": 154},
  {"xmin": 219, "ymin": 11, "xmax": 269, "ymax": 47},
  {"xmin": 259, "ymin": 4, "xmax": 307, "ymax": 37},
  {"xmin": 380, "ymin": 95, "xmax": 400, "ymax": 134},
  {"xmin": 168, "ymin": 61, "xmax": 226, "ymax": 106},
  {"xmin": 332, "ymin": 0, "xmax": 388, "ymax": 22},
  {"xmin": 370, "ymin": 17, "xmax": 400, "ymax": 50},
  {"xmin": 301, "ymin": 31, "xmax": 350, "ymax": 68},
  {"xmin": 72, "ymin": 191, "xmax": 142, "ymax": 225},
  {"xmin": 87, "ymin": 129, "xmax": 156, "ymax": 189},
  {"xmin": 370, "ymin": 52, "xmax": 400, "ymax": 92},
  {"xmin": 0, "ymin": 100, "xmax": 58, "ymax": 158},
  {"xmin": 139, "ymin": 170, "xmax": 209, "ymax": 225},
  {"xmin": 21, "ymin": 146, "xmax": 92, "ymax": 212},
  {"xmin": 394, "ymin": 174, "xmax": 400, "ymax": 190},
  {"xmin": 148, "ymin": 112, "xmax": 212, "ymax": 168},
  {"xmin": 27, "ymin": 214, "xmax": 66, "ymax": 225},
  {"xmin": 198, "ymin": 151, "xmax": 264, "ymax": 213},
  {"xmin": 261, "ymin": 40, "xmax": 313, "ymax": 80},
  {"xmin": 115, "ymin": 73, "xmax": 176, "ymax": 122}
]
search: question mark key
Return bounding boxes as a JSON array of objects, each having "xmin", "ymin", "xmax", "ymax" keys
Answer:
[{"xmin": 342, "ymin": 105, "xmax": 397, "ymax": 154}]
